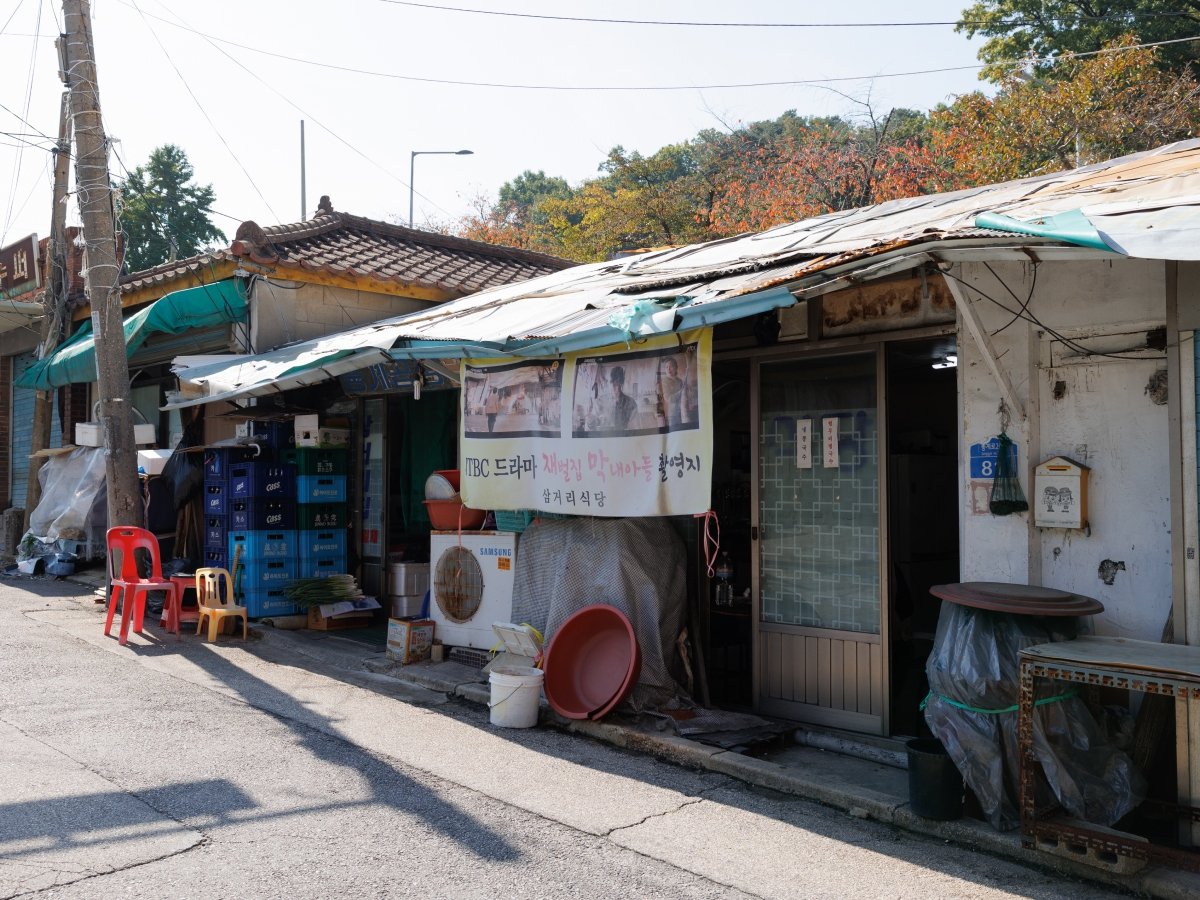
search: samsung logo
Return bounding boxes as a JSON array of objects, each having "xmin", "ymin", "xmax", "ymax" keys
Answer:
[{"xmin": 478, "ymin": 548, "xmax": 512, "ymax": 557}]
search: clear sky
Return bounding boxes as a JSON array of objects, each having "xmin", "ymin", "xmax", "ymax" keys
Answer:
[{"xmin": 0, "ymin": 0, "xmax": 989, "ymax": 250}]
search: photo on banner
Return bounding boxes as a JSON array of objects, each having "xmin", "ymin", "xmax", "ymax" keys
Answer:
[{"xmin": 460, "ymin": 329, "xmax": 712, "ymax": 517}]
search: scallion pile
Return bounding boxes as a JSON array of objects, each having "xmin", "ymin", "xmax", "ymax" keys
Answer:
[{"xmin": 283, "ymin": 574, "xmax": 363, "ymax": 608}]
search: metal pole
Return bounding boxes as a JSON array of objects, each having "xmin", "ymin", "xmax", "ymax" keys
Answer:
[
  {"xmin": 408, "ymin": 150, "xmax": 416, "ymax": 228},
  {"xmin": 62, "ymin": 0, "xmax": 142, "ymax": 528},
  {"xmin": 300, "ymin": 120, "xmax": 306, "ymax": 219}
]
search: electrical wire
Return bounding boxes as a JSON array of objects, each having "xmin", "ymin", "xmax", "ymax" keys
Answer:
[
  {"xmin": 113, "ymin": 4, "xmax": 1200, "ymax": 92},
  {"xmin": 943, "ymin": 267, "xmax": 1166, "ymax": 361},
  {"xmin": 130, "ymin": 0, "xmax": 280, "ymax": 223},
  {"xmin": 374, "ymin": 2, "xmax": 1196, "ymax": 30},
  {"xmin": 985, "ymin": 260, "xmax": 1037, "ymax": 337},
  {"xmin": 3, "ymin": 0, "xmax": 43, "ymax": 243}
]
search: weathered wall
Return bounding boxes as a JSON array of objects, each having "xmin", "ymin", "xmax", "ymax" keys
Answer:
[
  {"xmin": 249, "ymin": 280, "xmax": 433, "ymax": 351},
  {"xmin": 956, "ymin": 257, "xmax": 1171, "ymax": 640}
]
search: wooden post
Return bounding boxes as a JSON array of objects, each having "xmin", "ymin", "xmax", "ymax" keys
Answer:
[
  {"xmin": 62, "ymin": 0, "xmax": 141, "ymax": 527},
  {"xmin": 22, "ymin": 92, "xmax": 73, "ymax": 532}
]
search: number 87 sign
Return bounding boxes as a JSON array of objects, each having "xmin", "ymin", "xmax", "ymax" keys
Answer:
[{"xmin": 969, "ymin": 436, "xmax": 1018, "ymax": 479}]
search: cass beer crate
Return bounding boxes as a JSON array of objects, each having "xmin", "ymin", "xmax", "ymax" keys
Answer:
[
  {"xmin": 297, "ymin": 474, "xmax": 347, "ymax": 504},
  {"xmin": 229, "ymin": 462, "xmax": 296, "ymax": 500},
  {"xmin": 240, "ymin": 588, "xmax": 299, "ymax": 619},
  {"xmin": 228, "ymin": 530, "xmax": 297, "ymax": 562},
  {"xmin": 230, "ymin": 498, "xmax": 295, "ymax": 532},
  {"xmin": 300, "ymin": 529, "xmax": 347, "ymax": 560},
  {"xmin": 204, "ymin": 515, "xmax": 228, "ymax": 549},
  {"xmin": 239, "ymin": 558, "xmax": 295, "ymax": 591}
]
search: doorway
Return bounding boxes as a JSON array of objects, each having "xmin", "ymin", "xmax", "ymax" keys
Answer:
[{"xmin": 884, "ymin": 338, "xmax": 959, "ymax": 737}]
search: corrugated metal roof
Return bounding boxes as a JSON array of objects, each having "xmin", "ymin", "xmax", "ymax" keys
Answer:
[{"xmin": 166, "ymin": 141, "xmax": 1200, "ymax": 410}]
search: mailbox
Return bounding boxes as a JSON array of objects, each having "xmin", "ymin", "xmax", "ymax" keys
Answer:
[{"xmin": 1033, "ymin": 456, "xmax": 1089, "ymax": 529}]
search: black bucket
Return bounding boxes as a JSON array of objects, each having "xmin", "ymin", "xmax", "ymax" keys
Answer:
[{"xmin": 906, "ymin": 738, "xmax": 964, "ymax": 820}]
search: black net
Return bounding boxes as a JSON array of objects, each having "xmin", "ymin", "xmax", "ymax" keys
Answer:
[{"xmin": 989, "ymin": 432, "xmax": 1028, "ymax": 515}]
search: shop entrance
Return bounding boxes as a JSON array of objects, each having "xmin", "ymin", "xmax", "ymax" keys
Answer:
[{"xmin": 754, "ymin": 351, "xmax": 883, "ymax": 732}]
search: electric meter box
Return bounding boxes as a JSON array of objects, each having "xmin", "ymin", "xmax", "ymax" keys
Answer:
[{"xmin": 1033, "ymin": 456, "xmax": 1089, "ymax": 529}]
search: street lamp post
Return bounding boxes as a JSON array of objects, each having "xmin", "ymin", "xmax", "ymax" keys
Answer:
[{"xmin": 409, "ymin": 149, "xmax": 474, "ymax": 229}]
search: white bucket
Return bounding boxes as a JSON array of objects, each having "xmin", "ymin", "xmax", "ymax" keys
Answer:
[{"xmin": 488, "ymin": 665, "xmax": 544, "ymax": 728}]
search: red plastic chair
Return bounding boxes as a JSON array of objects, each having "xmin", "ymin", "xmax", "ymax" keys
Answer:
[{"xmin": 104, "ymin": 526, "xmax": 179, "ymax": 645}]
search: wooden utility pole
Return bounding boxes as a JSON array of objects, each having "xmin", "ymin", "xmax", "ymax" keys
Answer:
[
  {"xmin": 22, "ymin": 91, "xmax": 73, "ymax": 532},
  {"xmin": 61, "ymin": 0, "xmax": 141, "ymax": 527}
]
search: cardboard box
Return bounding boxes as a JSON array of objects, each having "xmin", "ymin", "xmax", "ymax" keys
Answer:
[
  {"xmin": 387, "ymin": 618, "xmax": 435, "ymax": 664},
  {"xmin": 306, "ymin": 596, "xmax": 381, "ymax": 631},
  {"xmin": 389, "ymin": 594, "xmax": 424, "ymax": 619},
  {"xmin": 76, "ymin": 421, "xmax": 156, "ymax": 447},
  {"xmin": 138, "ymin": 449, "xmax": 173, "ymax": 475},
  {"xmin": 294, "ymin": 414, "xmax": 319, "ymax": 446}
]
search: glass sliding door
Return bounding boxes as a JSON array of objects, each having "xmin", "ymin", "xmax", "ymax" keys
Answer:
[{"xmin": 755, "ymin": 351, "xmax": 885, "ymax": 732}]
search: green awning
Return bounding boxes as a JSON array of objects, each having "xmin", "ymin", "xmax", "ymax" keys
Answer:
[
  {"xmin": 974, "ymin": 208, "xmax": 1113, "ymax": 253},
  {"xmin": 14, "ymin": 280, "xmax": 247, "ymax": 390}
]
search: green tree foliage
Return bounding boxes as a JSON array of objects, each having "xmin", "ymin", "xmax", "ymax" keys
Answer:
[
  {"xmin": 117, "ymin": 144, "xmax": 225, "ymax": 273},
  {"xmin": 958, "ymin": 0, "xmax": 1200, "ymax": 81}
]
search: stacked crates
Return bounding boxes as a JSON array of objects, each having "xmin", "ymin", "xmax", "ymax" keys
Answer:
[
  {"xmin": 285, "ymin": 448, "xmax": 349, "ymax": 579},
  {"xmin": 201, "ymin": 447, "xmax": 259, "ymax": 572},
  {"xmin": 227, "ymin": 459, "xmax": 300, "ymax": 618}
]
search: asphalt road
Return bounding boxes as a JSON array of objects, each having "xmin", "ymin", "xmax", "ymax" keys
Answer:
[{"xmin": 0, "ymin": 578, "xmax": 1128, "ymax": 899}]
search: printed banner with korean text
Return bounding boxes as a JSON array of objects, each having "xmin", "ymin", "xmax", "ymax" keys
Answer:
[{"xmin": 460, "ymin": 329, "xmax": 712, "ymax": 516}]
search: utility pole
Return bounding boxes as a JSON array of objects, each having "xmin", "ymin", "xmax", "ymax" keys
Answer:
[
  {"xmin": 22, "ymin": 90, "xmax": 73, "ymax": 532},
  {"xmin": 62, "ymin": 0, "xmax": 141, "ymax": 527}
]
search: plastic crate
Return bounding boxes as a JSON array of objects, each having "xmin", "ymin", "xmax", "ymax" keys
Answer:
[
  {"xmin": 229, "ymin": 529, "xmax": 297, "ymax": 562},
  {"xmin": 300, "ymin": 529, "xmax": 347, "ymax": 559},
  {"xmin": 239, "ymin": 557, "xmax": 295, "ymax": 590},
  {"xmin": 282, "ymin": 447, "xmax": 348, "ymax": 476},
  {"xmin": 297, "ymin": 503, "xmax": 347, "ymax": 531},
  {"xmin": 204, "ymin": 446, "xmax": 260, "ymax": 481},
  {"xmin": 239, "ymin": 588, "xmax": 300, "ymax": 619},
  {"xmin": 298, "ymin": 555, "xmax": 346, "ymax": 579},
  {"xmin": 230, "ymin": 498, "xmax": 296, "ymax": 531},
  {"xmin": 494, "ymin": 510, "xmax": 535, "ymax": 532},
  {"xmin": 201, "ymin": 548, "xmax": 227, "ymax": 570},
  {"xmin": 229, "ymin": 462, "xmax": 296, "ymax": 500},
  {"xmin": 297, "ymin": 474, "xmax": 347, "ymax": 503},
  {"xmin": 250, "ymin": 420, "xmax": 295, "ymax": 453},
  {"xmin": 202, "ymin": 482, "xmax": 229, "ymax": 515},
  {"xmin": 204, "ymin": 515, "xmax": 228, "ymax": 549}
]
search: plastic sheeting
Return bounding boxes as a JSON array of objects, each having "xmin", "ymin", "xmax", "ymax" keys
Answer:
[
  {"xmin": 510, "ymin": 517, "xmax": 688, "ymax": 711},
  {"xmin": 25, "ymin": 447, "xmax": 107, "ymax": 545},
  {"xmin": 924, "ymin": 602, "xmax": 1145, "ymax": 831}
]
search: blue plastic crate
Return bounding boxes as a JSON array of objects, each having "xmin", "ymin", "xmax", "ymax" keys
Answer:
[
  {"xmin": 201, "ymin": 548, "xmax": 227, "ymax": 570},
  {"xmin": 297, "ymin": 503, "xmax": 347, "ymax": 531},
  {"xmin": 297, "ymin": 474, "xmax": 347, "ymax": 503},
  {"xmin": 202, "ymin": 482, "xmax": 229, "ymax": 515},
  {"xmin": 228, "ymin": 530, "xmax": 297, "ymax": 562},
  {"xmin": 239, "ymin": 588, "xmax": 300, "ymax": 619},
  {"xmin": 298, "ymin": 555, "xmax": 346, "ymax": 579},
  {"xmin": 229, "ymin": 462, "xmax": 296, "ymax": 500},
  {"xmin": 250, "ymin": 420, "xmax": 295, "ymax": 452},
  {"xmin": 239, "ymin": 557, "xmax": 295, "ymax": 590},
  {"xmin": 230, "ymin": 498, "xmax": 296, "ymax": 531},
  {"xmin": 300, "ymin": 528, "xmax": 347, "ymax": 559},
  {"xmin": 204, "ymin": 515, "xmax": 228, "ymax": 549},
  {"xmin": 204, "ymin": 446, "xmax": 260, "ymax": 481}
]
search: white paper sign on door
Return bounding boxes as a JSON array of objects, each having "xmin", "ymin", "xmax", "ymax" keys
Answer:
[
  {"xmin": 796, "ymin": 418, "xmax": 812, "ymax": 469},
  {"xmin": 822, "ymin": 417, "xmax": 840, "ymax": 468}
]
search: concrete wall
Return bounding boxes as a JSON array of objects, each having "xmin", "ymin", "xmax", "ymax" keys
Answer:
[
  {"xmin": 956, "ymin": 258, "xmax": 1171, "ymax": 640},
  {"xmin": 250, "ymin": 280, "xmax": 433, "ymax": 351}
]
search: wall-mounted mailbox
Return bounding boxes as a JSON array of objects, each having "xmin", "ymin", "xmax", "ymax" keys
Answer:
[{"xmin": 1033, "ymin": 456, "xmax": 1089, "ymax": 529}]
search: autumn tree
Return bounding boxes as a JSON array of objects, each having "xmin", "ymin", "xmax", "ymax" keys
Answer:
[
  {"xmin": 932, "ymin": 36, "xmax": 1200, "ymax": 183},
  {"xmin": 117, "ymin": 144, "xmax": 224, "ymax": 272},
  {"xmin": 958, "ymin": 0, "xmax": 1200, "ymax": 82}
]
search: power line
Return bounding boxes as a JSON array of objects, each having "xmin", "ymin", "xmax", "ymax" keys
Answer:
[
  {"xmin": 3, "ymin": 1, "xmax": 43, "ymax": 244},
  {"xmin": 374, "ymin": 1, "xmax": 1195, "ymax": 30},
  {"xmin": 130, "ymin": 0, "xmax": 280, "ymax": 223},
  {"xmin": 115, "ymin": 4, "xmax": 1200, "ymax": 93}
]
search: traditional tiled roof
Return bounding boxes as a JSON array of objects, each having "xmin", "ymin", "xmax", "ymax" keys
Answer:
[{"xmin": 119, "ymin": 202, "xmax": 570, "ymax": 297}]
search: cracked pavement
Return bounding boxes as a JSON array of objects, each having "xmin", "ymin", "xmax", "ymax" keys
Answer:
[{"xmin": 0, "ymin": 579, "xmax": 1128, "ymax": 899}]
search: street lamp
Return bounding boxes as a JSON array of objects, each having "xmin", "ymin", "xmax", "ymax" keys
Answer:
[{"xmin": 409, "ymin": 149, "xmax": 473, "ymax": 228}]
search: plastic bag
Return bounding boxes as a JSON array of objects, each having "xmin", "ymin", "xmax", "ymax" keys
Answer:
[{"xmin": 923, "ymin": 602, "xmax": 1144, "ymax": 830}]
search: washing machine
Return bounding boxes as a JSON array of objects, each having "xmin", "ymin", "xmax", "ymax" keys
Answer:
[{"xmin": 429, "ymin": 531, "xmax": 519, "ymax": 649}]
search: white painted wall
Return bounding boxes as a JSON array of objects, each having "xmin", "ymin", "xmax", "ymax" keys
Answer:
[
  {"xmin": 956, "ymin": 258, "xmax": 1171, "ymax": 640},
  {"xmin": 249, "ymin": 280, "xmax": 433, "ymax": 351}
]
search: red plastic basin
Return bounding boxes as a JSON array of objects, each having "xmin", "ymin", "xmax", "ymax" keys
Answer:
[
  {"xmin": 424, "ymin": 498, "xmax": 486, "ymax": 530},
  {"xmin": 543, "ymin": 604, "xmax": 640, "ymax": 721}
]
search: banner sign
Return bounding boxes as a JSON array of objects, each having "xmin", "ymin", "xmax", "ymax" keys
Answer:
[{"xmin": 460, "ymin": 329, "xmax": 712, "ymax": 517}]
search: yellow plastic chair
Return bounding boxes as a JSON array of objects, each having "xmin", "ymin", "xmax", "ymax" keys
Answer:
[{"xmin": 194, "ymin": 567, "xmax": 247, "ymax": 642}]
